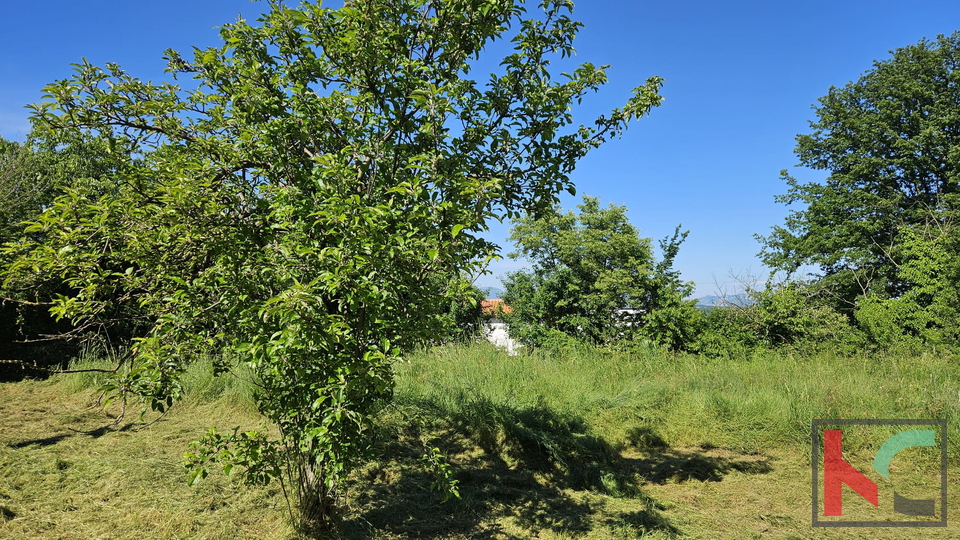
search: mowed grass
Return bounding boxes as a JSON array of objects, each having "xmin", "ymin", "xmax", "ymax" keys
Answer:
[
  {"xmin": 1, "ymin": 342, "xmax": 959, "ymax": 538},
  {"xmin": 0, "ymin": 360, "xmax": 293, "ymax": 540}
]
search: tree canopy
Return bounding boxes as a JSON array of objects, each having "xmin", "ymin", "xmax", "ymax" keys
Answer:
[
  {"xmin": 1, "ymin": 0, "xmax": 662, "ymax": 529},
  {"xmin": 1, "ymin": 132, "xmax": 129, "ymax": 374},
  {"xmin": 502, "ymin": 196, "xmax": 696, "ymax": 349},
  {"xmin": 0, "ymin": 132, "xmax": 119, "ymax": 244},
  {"xmin": 758, "ymin": 32, "xmax": 960, "ymax": 310}
]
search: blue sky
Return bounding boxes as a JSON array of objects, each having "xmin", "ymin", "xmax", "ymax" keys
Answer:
[{"xmin": 3, "ymin": 0, "xmax": 959, "ymax": 296}]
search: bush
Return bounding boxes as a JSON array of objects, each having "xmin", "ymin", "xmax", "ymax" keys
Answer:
[
  {"xmin": 854, "ymin": 222, "xmax": 960, "ymax": 349},
  {"xmin": 690, "ymin": 306, "xmax": 758, "ymax": 358},
  {"xmin": 690, "ymin": 282, "xmax": 861, "ymax": 357}
]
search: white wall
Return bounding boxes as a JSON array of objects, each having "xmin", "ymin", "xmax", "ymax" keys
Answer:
[{"xmin": 483, "ymin": 322, "xmax": 520, "ymax": 356}]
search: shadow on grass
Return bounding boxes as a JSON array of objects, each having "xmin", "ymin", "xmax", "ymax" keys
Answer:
[
  {"xmin": 621, "ymin": 448, "xmax": 773, "ymax": 485},
  {"xmin": 341, "ymin": 457, "xmax": 602, "ymax": 539},
  {"xmin": 332, "ymin": 398, "xmax": 688, "ymax": 539},
  {"xmin": 619, "ymin": 424, "xmax": 773, "ymax": 484},
  {"xmin": 9, "ymin": 433, "xmax": 73, "ymax": 448},
  {"xmin": 9, "ymin": 422, "xmax": 134, "ymax": 448}
]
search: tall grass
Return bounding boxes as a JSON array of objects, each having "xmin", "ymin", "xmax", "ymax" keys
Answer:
[
  {"xmin": 53, "ymin": 352, "xmax": 260, "ymax": 414},
  {"xmin": 395, "ymin": 341, "xmax": 960, "ymax": 460},
  {"xmin": 12, "ymin": 340, "xmax": 958, "ymax": 538},
  {"xmin": 54, "ymin": 340, "xmax": 960, "ymax": 461}
]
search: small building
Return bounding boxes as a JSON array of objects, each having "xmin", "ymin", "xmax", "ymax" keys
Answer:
[
  {"xmin": 480, "ymin": 299, "xmax": 519, "ymax": 355},
  {"xmin": 480, "ymin": 299, "xmax": 512, "ymax": 322}
]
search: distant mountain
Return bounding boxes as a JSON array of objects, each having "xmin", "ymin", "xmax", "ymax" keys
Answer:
[
  {"xmin": 483, "ymin": 287, "xmax": 504, "ymax": 299},
  {"xmin": 482, "ymin": 289, "xmax": 749, "ymax": 304},
  {"xmin": 695, "ymin": 293, "xmax": 752, "ymax": 307}
]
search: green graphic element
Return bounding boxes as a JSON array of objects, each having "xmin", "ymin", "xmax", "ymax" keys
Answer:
[{"xmin": 872, "ymin": 430, "xmax": 935, "ymax": 479}]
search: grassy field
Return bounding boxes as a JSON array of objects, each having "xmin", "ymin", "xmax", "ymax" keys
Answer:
[{"xmin": 1, "ymin": 342, "xmax": 958, "ymax": 538}]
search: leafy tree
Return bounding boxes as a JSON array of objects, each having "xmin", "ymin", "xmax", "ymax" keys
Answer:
[
  {"xmin": 0, "ymin": 137, "xmax": 39, "ymax": 242},
  {"xmin": 758, "ymin": 32, "xmax": 960, "ymax": 314},
  {"xmin": 1, "ymin": 131, "xmax": 129, "ymax": 373},
  {"xmin": 1, "ymin": 130, "xmax": 120, "ymax": 243},
  {"xmin": 1, "ymin": 0, "xmax": 662, "ymax": 529},
  {"xmin": 0, "ymin": 137, "xmax": 46, "ymax": 373},
  {"xmin": 855, "ymin": 216, "xmax": 960, "ymax": 347},
  {"xmin": 502, "ymin": 195, "xmax": 696, "ymax": 348},
  {"xmin": 442, "ymin": 282, "xmax": 487, "ymax": 342},
  {"xmin": 640, "ymin": 226, "xmax": 703, "ymax": 350}
]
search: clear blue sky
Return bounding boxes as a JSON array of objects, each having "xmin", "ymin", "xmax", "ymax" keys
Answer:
[{"xmin": 3, "ymin": 1, "xmax": 959, "ymax": 297}]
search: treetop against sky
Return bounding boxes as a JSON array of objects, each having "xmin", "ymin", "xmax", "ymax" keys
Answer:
[{"xmin": 3, "ymin": 0, "xmax": 959, "ymax": 296}]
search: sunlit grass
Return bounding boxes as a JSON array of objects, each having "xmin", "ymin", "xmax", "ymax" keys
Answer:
[
  {"xmin": 2, "ymin": 342, "xmax": 958, "ymax": 538},
  {"xmin": 397, "ymin": 342, "xmax": 960, "ymax": 457},
  {"xmin": 0, "ymin": 377, "xmax": 289, "ymax": 540}
]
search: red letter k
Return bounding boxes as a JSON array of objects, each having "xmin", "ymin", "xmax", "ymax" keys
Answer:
[{"xmin": 823, "ymin": 430, "xmax": 879, "ymax": 516}]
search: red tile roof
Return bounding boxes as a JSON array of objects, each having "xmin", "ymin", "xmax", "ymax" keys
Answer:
[{"xmin": 481, "ymin": 299, "xmax": 512, "ymax": 315}]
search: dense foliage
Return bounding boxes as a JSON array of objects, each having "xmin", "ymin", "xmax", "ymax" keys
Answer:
[
  {"xmin": 441, "ymin": 282, "xmax": 487, "ymax": 342},
  {"xmin": 0, "ymin": 0, "xmax": 662, "ymax": 529},
  {"xmin": 502, "ymin": 196, "xmax": 698, "ymax": 349},
  {"xmin": 1, "ymin": 132, "xmax": 131, "ymax": 374},
  {"xmin": 758, "ymin": 32, "xmax": 960, "ymax": 330}
]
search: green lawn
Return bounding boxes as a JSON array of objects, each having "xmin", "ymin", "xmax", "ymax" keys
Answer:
[{"xmin": 1, "ymin": 342, "xmax": 958, "ymax": 538}]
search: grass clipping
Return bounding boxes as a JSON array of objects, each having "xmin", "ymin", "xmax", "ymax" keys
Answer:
[{"xmin": 0, "ymin": 374, "xmax": 291, "ymax": 540}]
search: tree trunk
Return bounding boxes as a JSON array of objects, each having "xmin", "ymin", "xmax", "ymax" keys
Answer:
[{"xmin": 296, "ymin": 451, "xmax": 337, "ymax": 533}]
